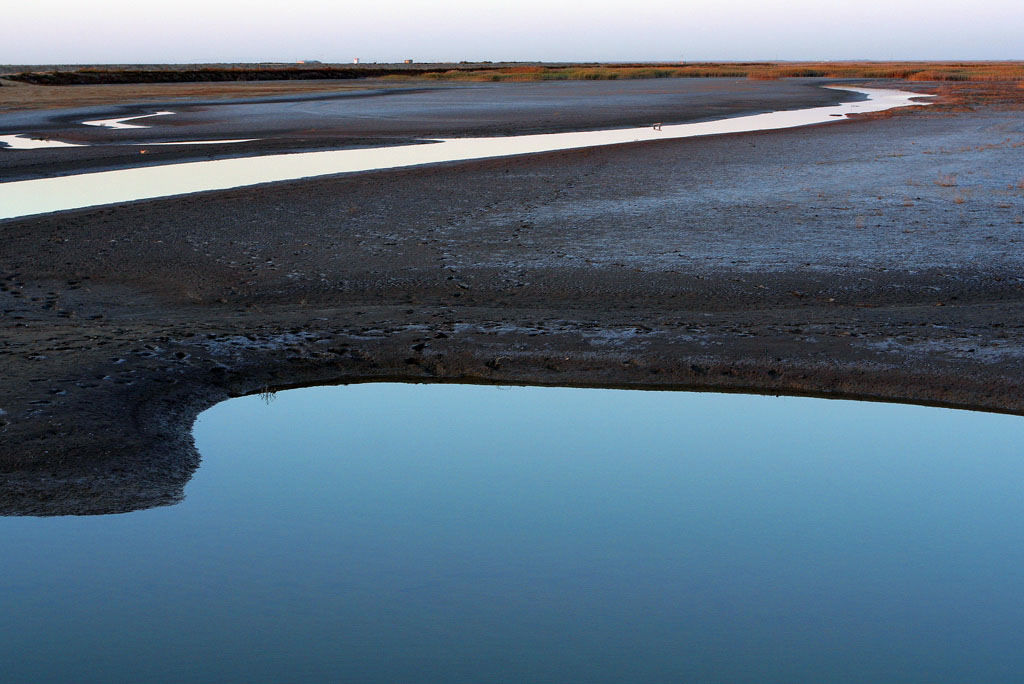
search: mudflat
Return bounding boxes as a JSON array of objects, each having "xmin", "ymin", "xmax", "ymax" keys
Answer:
[
  {"xmin": 0, "ymin": 78, "xmax": 858, "ymax": 179},
  {"xmin": 2, "ymin": 78, "xmax": 1023, "ymax": 515}
]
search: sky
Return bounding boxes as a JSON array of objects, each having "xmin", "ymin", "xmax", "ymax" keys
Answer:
[{"xmin": 6, "ymin": 0, "xmax": 1021, "ymax": 64}]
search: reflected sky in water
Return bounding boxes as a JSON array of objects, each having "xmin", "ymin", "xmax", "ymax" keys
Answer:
[{"xmin": 2, "ymin": 384, "xmax": 1024, "ymax": 683}]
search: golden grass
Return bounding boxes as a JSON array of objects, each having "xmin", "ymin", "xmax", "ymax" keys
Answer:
[{"xmin": 394, "ymin": 61, "xmax": 1024, "ymax": 83}]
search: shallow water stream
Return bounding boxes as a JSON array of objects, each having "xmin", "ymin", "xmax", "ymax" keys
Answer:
[
  {"xmin": 0, "ymin": 87, "xmax": 928, "ymax": 220},
  {"xmin": 2, "ymin": 384, "xmax": 1022, "ymax": 683}
]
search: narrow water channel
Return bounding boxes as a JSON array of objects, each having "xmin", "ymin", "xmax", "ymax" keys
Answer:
[
  {"xmin": 0, "ymin": 87, "xmax": 928, "ymax": 220},
  {"xmin": 1, "ymin": 384, "xmax": 1021, "ymax": 683}
]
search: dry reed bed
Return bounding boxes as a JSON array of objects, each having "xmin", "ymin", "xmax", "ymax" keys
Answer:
[
  {"xmin": 5, "ymin": 62, "xmax": 1024, "ymax": 87},
  {"xmin": 402, "ymin": 62, "xmax": 1024, "ymax": 83}
]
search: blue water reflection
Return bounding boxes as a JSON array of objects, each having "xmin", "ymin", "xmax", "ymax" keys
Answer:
[{"xmin": 3, "ymin": 384, "xmax": 1024, "ymax": 683}]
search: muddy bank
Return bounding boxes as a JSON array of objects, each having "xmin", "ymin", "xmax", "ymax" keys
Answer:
[{"xmin": 2, "ymin": 82, "xmax": 1023, "ymax": 515}]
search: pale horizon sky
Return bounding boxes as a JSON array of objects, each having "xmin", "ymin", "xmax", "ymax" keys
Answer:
[{"xmin": 6, "ymin": 0, "xmax": 1021, "ymax": 65}]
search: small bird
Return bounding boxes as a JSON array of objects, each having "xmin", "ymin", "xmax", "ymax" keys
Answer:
[{"xmin": 652, "ymin": 123, "xmax": 662, "ymax": 131}]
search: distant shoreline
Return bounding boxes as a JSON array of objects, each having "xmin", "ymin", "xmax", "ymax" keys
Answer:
[
  {"xmin": 2, "ymin": 62, "xmax": 1018, "ymax": 116},
  {"xmin": 4, "ymin": 60, "xmax": 1023, "ymax": 85}
]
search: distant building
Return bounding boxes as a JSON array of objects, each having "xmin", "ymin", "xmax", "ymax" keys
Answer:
[
  {"xmin": 353, "ymin": 58, "xmax": 360, "ymax": 64},
  {"xmin": 403, "ymin": 59, "xmax": 413, "ymax": 64},
  {"xmin": 297, "ymin": 60, "xmax": 322, "ymax": 65}
]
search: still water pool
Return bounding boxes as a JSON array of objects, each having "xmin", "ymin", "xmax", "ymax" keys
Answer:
[{"xmin": 3, "ymin": 384, "xmax": 1024, "ymax": 683}]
